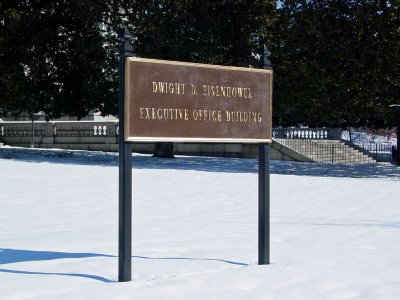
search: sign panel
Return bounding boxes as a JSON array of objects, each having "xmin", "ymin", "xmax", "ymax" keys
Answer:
[{"xmin": 125, "ymin": 58, "xmax": 272, "ymax": 143}]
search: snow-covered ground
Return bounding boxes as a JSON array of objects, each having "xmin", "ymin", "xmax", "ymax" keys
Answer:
[{"xmin": 0, "ymin": 147, "xmax": 399, "ymax": 300}]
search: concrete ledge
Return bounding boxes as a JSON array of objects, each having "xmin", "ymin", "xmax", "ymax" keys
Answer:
[
  {"xmin": 225, "ymin": 144, "xmax": 243, "ymax": 153},
  {"xmin": 201, "ymin": 144, "xmax": 225, "ymax": 153},
  {"xmin": 176, "ymin": 143, "xmax": 201, "ymax": 153},
  {"xmin": 271, "ymin": 140, "xmax": 313, "ymax": 162},
  {"xmin": 1, "ymin": 138, "xmax": 314, "ymax": 162},
  {"xmin": 133, "ymin": 143, "xmax": 154, "ymax": 153}
]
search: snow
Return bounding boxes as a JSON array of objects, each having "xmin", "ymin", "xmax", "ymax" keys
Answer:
[
  {"xmin": 342, "ymin": 130, "xmax": 397, "ymax": 146},
  {"xmin": 1, "ymin": 147, "xmax": 400, "ymax": 300}
]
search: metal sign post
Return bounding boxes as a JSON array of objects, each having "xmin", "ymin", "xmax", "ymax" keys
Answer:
[
  {"xmin": 258, "ymin": 45, "xmax": 272, "ymax": 265},
  {"xmin": 118, "ymin": 28, "xmax": 134, "ymax": 282},
  {"xmin": 258, "ymin": 143, "xmax": 270, "ymax": 264}
]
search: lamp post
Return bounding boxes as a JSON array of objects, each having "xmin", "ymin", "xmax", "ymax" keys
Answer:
[
  {"xmin": 389, "ymin": 104, "xmax": 400, "ymax": 165},
  {"xmin": 30, "ymin": 111, "xmax": 45, "ymax": 148}
]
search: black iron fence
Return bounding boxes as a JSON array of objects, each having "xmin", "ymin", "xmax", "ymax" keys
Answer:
[
  {"xmin": 273, "ymin": 128, "xmax": 397, "ymax": 164},
  {"xmin": 341, "ymin": 130, "xmax": 397, "ymax": 164},
  {"xmin": 274, "ymin": 138, "xmax": 376, "ymax": 164},
  {"xmin": 348, "ymin": 143, "xmax": 396, "ymax": 163}
]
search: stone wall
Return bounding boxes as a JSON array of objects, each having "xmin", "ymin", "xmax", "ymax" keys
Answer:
[
  {"xmin": 0, "ymin": 121, "xmax": 118, "ymax": 151},
  {"xmin": 0, "ymin": 121, "xmax": 341, "ymax": 160}
]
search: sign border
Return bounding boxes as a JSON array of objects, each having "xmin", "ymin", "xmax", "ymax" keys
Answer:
[{"xmin": 124, "ymin": 57, "xmax": 273, "ymax": 144}]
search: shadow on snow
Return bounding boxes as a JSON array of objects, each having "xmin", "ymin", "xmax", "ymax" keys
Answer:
[
  {"xmin": 132, "ymin": 255, "xmax": 248, "ymax": 266},
  {"xmin": 0, "ymin": 248, "xmax": 114, "ymax": 282},
  {"xmin": 0, "ymin": 147, "xmax": 399, "ymax": 179},
  {"xmin": 0, "ymin": 248, "xmax": 248, "ymax": 282}
]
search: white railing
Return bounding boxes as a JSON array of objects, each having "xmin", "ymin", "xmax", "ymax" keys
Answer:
[
  {"xmin": 273, "ymin": 128, "xmax": 342, "ymax": 140},
  {"xmin": 0, "ymin": 121, "xmax": 118, "ymax": 138}
]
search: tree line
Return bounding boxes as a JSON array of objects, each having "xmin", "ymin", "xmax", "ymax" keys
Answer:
[{"xmin": 1, "ymin": 0, "xmax": 399, "ymax": 128}]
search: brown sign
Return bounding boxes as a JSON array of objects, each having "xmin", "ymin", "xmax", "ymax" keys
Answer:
[{"xmin": 124, "ymin": 58, "xmax": 272, "ymax": 143}]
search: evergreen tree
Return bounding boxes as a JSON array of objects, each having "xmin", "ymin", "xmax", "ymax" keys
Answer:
[
  {"xmin": 0, "ymin": 0, "xmax": 118, "ymax": 119},
  {"xmin": 127, "ymin": 0, "xmax": 274, "ymax": 66},
  {"xmin": 271, "ymin": 0, "xmax": 400, "ymax": 128}
]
